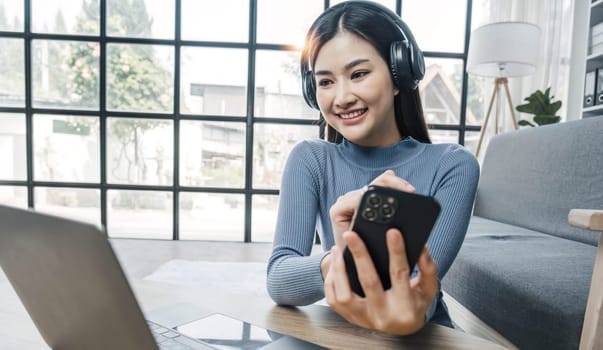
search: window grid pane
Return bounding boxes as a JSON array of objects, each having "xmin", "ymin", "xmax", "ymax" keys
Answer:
[
  {"xmin": 253, "ymin": 124, "xmax": 318, "ymax": 190},
  {"xmin": 252, "ymin": 194, "xmax": 279, "ymax": 243},
  {"xmin": 0, "ymin": 186, "xmax": 27, "ymax": 208},
  {"xmin": 180, "ymin": 120, "xmax": 246, "ymax": 188},
  {"xmin": 0, "ymin": 113, "xmax": 26, "ymax": 181},
  {"xmin": 0, "ymin": 1, "xmax": 24, "ymax": 32},
  {"xmin": 34, "ymin": 187, "xmax": 100, "ymax": 225},
  {"xmin": 402, "ymin": 0, "xmax": 467, "ymax": 53},
  {"xmin": 33, "ymin": 114, "xmax": 100, "ymax": 183},
  {"xmin": 108, "ymin": 189, "xmax": 173, "ymax": 239},
  {"xmin": 180, "ymin": 47, "xmax": 248, "ymax": 116},
  {"xmin": 107, "ymin": 0, "xmax": 174, "ymax": 39},
  {"xmin": 256, "ymin": 0, "xmax": 323, "ymax": 46},
  {"xmin": 107, "ymin": 117, "xmax": 173, "ymax": 186},
  {"xmin": 32, "ymin": 40, "xmax": 100, "ymax": 110},
  {"xmin": 254, "ymin": 50, "xmax": 317, "ymax": 119},
  {"xmin": 179, "ymin": 192, "xmax": 245, "ymax": 241},
  {"xmin": 421, "ymin": 58, "xmax": 464, "ymax": 126},
  {"xmin": 181, "ymin": 0, "xmax": 249, "ymax": 42},
  {"xmin": 0, "ymin": 38, "xmax": 25, "ymax": 107},
  {"xmin": 107, "ymin": 44, "xmax": 174, "ymax": 113},
  {"xmin": 32, "ymin": 0, "xmax": 99, "ymax": 35}
]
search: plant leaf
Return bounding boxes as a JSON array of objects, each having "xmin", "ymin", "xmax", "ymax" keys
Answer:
[
  {"xmin": 518, "ymin": 119, "xmax": 535, "ymax": 127},
  {"xmin": 534, "ymin": 114, "xmax": 561, "ymax": 126}
]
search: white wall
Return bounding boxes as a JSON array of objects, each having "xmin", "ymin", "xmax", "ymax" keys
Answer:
[{"xmin": 567, "ymin": 0, "xmax": 589, "ymax": 121}]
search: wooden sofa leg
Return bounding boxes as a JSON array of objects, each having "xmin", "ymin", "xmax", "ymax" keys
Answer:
[
  {"xmin": 580, "ymin": 232, "xmax": 603, "ymax": 350},
  {"xmin": 570, "ymin": 209, "xmax": 603, "ymax": 350}
]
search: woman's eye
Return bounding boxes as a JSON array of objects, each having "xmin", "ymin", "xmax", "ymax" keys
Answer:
[
  {"xmin": 351, "ymin": 71, "xmax": 368, "ymax": 79},
  {"xmin": 317, "ymin": 79, "xmax": 332, "ymax": 87}
]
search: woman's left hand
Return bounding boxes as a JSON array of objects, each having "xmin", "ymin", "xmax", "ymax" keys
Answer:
[{"xmin": 324, "ymin": 228, "xmax": 438, "ymax": 335}]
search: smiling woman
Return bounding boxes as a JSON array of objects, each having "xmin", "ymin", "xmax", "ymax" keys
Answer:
[{"xmin": 267, "ymin": 0, "xmax": 480, "ymax": 337}]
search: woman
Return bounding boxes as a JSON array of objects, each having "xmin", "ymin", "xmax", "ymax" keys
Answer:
[{"xmin": 267, "ymin": 0, "xmax": 479, "ymax": 335}]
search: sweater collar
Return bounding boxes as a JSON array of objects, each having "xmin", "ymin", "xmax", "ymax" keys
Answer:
[{"xmin": 337, "ymin": 137, "xmax": 426, "ymax": 169}]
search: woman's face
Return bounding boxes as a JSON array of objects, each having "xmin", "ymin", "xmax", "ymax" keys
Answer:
[{"xmin": 313, "ymin": 31, "xmax": 401, "ymax": 147}]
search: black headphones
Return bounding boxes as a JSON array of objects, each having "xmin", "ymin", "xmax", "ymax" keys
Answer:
[{"xmin": 301, "ymin": 1, "xmax": 425, "ymax": 110}]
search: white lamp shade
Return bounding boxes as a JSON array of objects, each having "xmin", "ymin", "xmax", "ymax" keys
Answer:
[{"xmin": 467, "ymin": 22, "xmax": 540, "ymax": 78}]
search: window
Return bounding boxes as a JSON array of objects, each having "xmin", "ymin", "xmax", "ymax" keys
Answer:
[{"xmin": 0, "ymin": 0, "xmax": 475, "ymax": 241}]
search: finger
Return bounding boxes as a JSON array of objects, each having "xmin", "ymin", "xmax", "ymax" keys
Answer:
[
  {"xmin": 329, "ymin": 189, "xmax": 366, "ymax": 246},
  {"xmin": 370, "ymin": 170, "xmax": 416, "ymax": 193},
  {"xmin": 330, "ymin": 190, "xmax": 361, "ymax": 218},
  {"xmin": 324, "ymin": 250, "xmax": 338, "ymax": 307},
  {"xmin": 343, "ymin": 231, "xmax": 384, "ymax": 299},
  {"xmin": 330, "ymin": 188, "xmax": 368, "ymax": 222},
  {"xmin": 386, "ymin": 229, "xmax": 412, "ymax": 297},
  {"xmin": 414, "ymin": 246, "xmax": 438, "ymax": 300},
  {"xmin": 329, "ymin": 245, "xmax": 354, "ymax": 304}
]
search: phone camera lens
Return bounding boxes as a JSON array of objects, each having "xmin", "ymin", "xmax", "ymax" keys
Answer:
[
  {"xmin": 367, "ymin": 193, "xmax": 381, "ymax": 207},
  {"xmin": 381, "ymin": 204, "xmax": 395, "ymax": 218},
  {"xmin": 363, "ymin": 207, "xmax": 377, "ymax": 221}
]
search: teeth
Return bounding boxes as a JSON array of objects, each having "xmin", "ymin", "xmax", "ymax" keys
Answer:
[{"xmin": 339, "ymin": 109, "xmax": 366, "ymax": 119}]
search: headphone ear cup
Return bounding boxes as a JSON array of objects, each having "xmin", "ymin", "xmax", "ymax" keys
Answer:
[
  {"xmin": 390, "ymin": 38, "xmax": 426, "ymax": 90},
  {"xmin": 389, "ymin": 40, "xmax": 414, "ymax": 90},
  {"xmin": 302, "ymin": 70, "xmax": 319, "ymax": 110},
  {"xmin": 409, "ymin": 44, "xmax": 425, "ymax": 83}
]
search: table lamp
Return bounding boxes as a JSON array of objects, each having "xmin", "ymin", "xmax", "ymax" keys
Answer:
[{"xmin": 467, "ymin": 22, "xmax": 540, "ymax": 156}]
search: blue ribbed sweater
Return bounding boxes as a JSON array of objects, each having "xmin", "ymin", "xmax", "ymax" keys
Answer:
[{"xmin": 267, "ymin": 136, "xmax": 479, "ymax": 319}]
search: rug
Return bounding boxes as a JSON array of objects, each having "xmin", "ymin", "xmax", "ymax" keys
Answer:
[{"xmin": 144, "ymin": 260, "xmax": 269, "ymax": 297}]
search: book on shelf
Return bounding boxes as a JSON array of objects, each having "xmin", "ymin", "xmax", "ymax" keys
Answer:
[
  {"xmin": 590, "ymin": 23, "xmax": 603, "ymax": 55},
  {"xmin": 592, "ymin": 32, "xmax": 603, "ymax": 46},
  {"xmin": 596, "ymin": 69, "xmax": 603, "ymax": 105},
  {"xmin": 584, "ymin": 70, "xmax": 596, "ymax": 108},
  {"xmin": 592, "ymin": 22, "xmax": 603, "ymax": 37}
]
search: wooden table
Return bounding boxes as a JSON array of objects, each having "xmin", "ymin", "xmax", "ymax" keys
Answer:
[
  {"xmin": 138, "ymin": 280, "xmax": 509, "ymax": 350},
  {"xmin": 0, "ymin": 239, "xmax": 510, "ymax": 350}
]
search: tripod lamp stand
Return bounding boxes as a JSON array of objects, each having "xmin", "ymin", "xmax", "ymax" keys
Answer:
[{"xmin": 467, "ymin": 22, "xmax": 540, "ymax": 157}]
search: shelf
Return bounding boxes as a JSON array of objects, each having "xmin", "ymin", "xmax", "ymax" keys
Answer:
[
  {"xmin": 587, "ymin": 51, "xmax": 603, "ymax": 61},
  {"xmin": 593, "ymin": 0, "xmax": 603, "ymax": 10},
  {"xmin": 586, "ymin": 55, "xmax": 603, "ymax": 71},
  {"xmin": 583, "ymin": 104, "xmax": 603, "ymax": 117}
]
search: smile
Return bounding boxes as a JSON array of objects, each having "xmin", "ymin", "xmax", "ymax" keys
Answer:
[{"xmin": 338, "ymin": 108, "xmax": 368, "ymax": 120}]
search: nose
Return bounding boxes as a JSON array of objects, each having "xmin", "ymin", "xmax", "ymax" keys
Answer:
[{"xmin": 334, "ymin": 81, "xmax": 357, "ymax": 109}]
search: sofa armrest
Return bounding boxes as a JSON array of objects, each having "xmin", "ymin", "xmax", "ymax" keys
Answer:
[
  {"xmin": 569, "ymin": 209, "xmax": 603, "ymax": 231},
  {"xmin": 569, "ymin": 209, "xmax": 603, "ymax": 350}
]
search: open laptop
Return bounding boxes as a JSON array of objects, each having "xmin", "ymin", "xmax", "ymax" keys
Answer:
[{"xmin": 0, "ymin": 205, "xmax": 326, "ymax": 350}]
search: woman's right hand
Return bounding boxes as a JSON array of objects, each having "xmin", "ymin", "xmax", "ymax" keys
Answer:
[
  {"xmin": 324, "ymin": 229, "xmax": 438, "ymax": 335},
  {"xmin": 328, "ymin": 169, "xmax": 416, "ymax": 248},
  {"xmin": 323, "ymin": 170, "xmax": 416, "ymax": 280}
]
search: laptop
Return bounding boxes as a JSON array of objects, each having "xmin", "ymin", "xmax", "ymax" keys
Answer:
[{"xmin": 0, "ymin": 205, "xmax": 326, "ymax": 350}]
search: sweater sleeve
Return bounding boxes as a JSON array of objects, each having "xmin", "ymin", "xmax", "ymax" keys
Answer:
[
  {"xmin": 423, "ymin": 146, "xmax": 479, "ymax": 323},
  {"xmin": 427, "ymin": 146, "xmax": 480, "ymax": 280},
  {"xmin": 266, "ymin": 141, "xmax": 328, "ymax": 306}
]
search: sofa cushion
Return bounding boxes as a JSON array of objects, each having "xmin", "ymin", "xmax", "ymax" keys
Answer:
[
  {"xmin": 442, "ymin": 217, "xmax": 597, "ymax": 350},
  {"xmin": 474, "ymin": 117, "xmax": 603, "ymax": 246}
]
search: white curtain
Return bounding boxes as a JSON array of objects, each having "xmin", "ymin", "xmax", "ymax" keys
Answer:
[{"xmin": 473, "ymin": 0, "xmax": 575, "ymax": 129}]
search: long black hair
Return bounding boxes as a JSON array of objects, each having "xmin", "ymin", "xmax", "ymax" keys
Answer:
[{"xmin": 301, "ymin": 1, "xmax": 431, "ymax": 144}]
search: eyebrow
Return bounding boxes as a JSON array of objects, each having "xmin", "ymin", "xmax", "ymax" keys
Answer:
[{"xmin": 314, "ymin": 58, "xmax": 370, "ymax": 76}]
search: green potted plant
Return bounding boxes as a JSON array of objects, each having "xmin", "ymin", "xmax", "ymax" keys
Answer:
[{"xmin": 515, "ymin": 87, "xmax": 562, "ymax": 127}]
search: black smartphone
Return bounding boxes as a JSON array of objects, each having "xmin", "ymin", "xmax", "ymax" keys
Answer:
[{"xmin": 343, "ymin": 185, "xmax": 441, "ymax": 297}]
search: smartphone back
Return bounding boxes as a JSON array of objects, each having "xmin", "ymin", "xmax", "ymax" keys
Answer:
[{"xmin": 343, "ymin": 186, "xmax": 440, "ymax": 297}]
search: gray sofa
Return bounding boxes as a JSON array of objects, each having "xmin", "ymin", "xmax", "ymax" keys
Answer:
[{"xmin": 442, "ymin": 116, "xmax": 603, "ymax": 350}]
